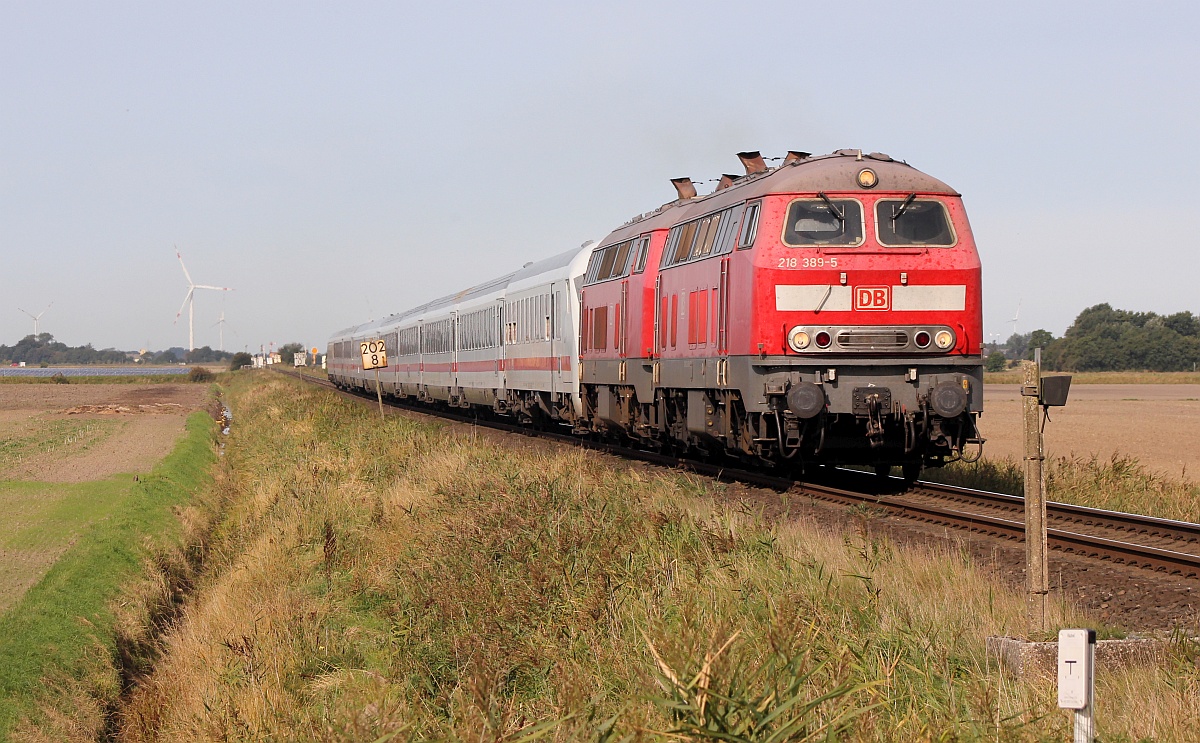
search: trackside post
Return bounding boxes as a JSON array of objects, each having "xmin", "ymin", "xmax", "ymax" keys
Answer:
[{"xmin": 360, "ymin": 338, "xmax": 388, "ymax": 420}]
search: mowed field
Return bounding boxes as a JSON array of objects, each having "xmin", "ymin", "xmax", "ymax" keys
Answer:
[
  {"xmin": 0, "ymin": 384, "xmax": 210, "ymax": 613},
  {"xmin": 979, "ymin": 383, "xmax": 1200, "ymax": 477}
]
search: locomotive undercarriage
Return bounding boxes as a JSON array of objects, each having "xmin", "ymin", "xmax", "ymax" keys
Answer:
[{"xmin": 579, "ymin": 354, "xmax": 984, "ymax": 478}]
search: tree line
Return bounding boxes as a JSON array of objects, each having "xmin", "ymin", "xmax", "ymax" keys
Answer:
[
  {"xmin": 0, "ymin": 334, "xmax": 232, "ymax": 366},
  {"xmin": 987, "ymin": 304, "xmax": 1200, "ymax": 372}
]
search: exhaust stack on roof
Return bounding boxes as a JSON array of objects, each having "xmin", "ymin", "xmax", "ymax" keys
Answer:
[
  {"xmin": 671, "ymin": 177, "xmax": 697, "ymax": 200},
  {"xmin": 736, "ymin": 151, "xmax": 768, "ymax": 175},
  {"xmin": 784, "ymin": 151, "xmax": 812, "ymax": 164},
  {"xmin": 716, "ymin": 174, "xmax": 739, "ymax": 191}
]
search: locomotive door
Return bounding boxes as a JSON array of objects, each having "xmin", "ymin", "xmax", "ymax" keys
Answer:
[
  {"xmin": 653, "ymin": 276, "xmax": 662, "ymax": 356},
  {"xmin": 717, "ymin": 257, "xmax": 731, "ymax": 355},
  {"xmin": 619, "ymin": 279, "xmax": 629, "ymax": 358}
]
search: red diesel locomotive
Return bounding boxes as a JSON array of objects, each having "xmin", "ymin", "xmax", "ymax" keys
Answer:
[{"xmin": 579, "ymin": 149, "xmax": 984, "ymax": 479}]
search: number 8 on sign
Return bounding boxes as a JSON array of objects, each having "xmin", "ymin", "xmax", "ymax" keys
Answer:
[{"xmin": 360, "ymin": 339, "xmax": 388, "ymax": 370}]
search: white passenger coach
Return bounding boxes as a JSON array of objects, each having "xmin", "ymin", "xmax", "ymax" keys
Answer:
[{"xmin": 327, "ymin": 244, "xmax": 593, "ymax": 427}]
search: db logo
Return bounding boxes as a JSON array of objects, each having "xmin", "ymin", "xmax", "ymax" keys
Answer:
[{"xmin": 854, "ymin": 286, "xmax": 891, "ymax": 310}]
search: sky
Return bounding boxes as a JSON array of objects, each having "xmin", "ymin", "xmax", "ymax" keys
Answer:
[{"xmin": 2, "ymin": 1, "xmax": 1198, "ymax": 353}]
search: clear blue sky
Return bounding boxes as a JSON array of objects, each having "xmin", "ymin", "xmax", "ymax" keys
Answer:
[{"xmin": 2, "ymin": 1, "xmax": 1197, "ymax": 353}]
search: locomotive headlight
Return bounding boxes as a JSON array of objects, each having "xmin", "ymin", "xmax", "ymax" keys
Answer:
[
  {"xmin": 788, "ymin": 327, "xmax": 811, "ymax": 351},
  {"xmin": 857, "ymin": 168, "xmax": 878, "ymax": 188},
  {"xmin": 934, "ymin": 330, "xmax": 955, "ymax": 349}
]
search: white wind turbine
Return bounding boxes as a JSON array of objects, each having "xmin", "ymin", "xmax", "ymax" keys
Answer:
[
  {"xmin": 1009, "ymin": 299, "xmax": 1022, "ymax": 338},
  {"xmin": 17, "ymin": 302, "xmax": 53, "ymax": 336},
  {"xmin": 174, "ymin": 248, "xmax": 232, "ymax": 352}
]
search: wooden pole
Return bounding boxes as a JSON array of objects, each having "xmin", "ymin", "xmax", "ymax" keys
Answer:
[
  {"xmin": 374, "ymin": 368, "xmax": 384, "ymax": 420},
  {"xmin": 1023, "ymin": 353, "xmax": 1049, "ymax": 635}
]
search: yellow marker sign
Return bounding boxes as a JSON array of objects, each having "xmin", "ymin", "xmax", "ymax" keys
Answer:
[{"xmin": 360, "ymin": 339, "xmax": 388, "ymax": 370}]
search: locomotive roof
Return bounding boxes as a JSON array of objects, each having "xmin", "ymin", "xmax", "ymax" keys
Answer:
[{"xmin": 598, "ymin": 150, "xmax": 958, "ymax": 247}]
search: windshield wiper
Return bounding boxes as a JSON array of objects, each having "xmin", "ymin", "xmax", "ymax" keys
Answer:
[
  {"xmin": 891, "ymin": 192, "xmax": 917, "ymax": 221},
  {"xmin": 817, "ymin": 192, "xmax": 844, "ymax": 222}
]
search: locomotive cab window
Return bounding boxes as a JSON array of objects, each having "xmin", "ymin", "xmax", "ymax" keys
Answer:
[
  {"xmin": 782, "ymin": 197, "xmax": 864, "ymax": 246},
  {"xmin": 874, "ymin": 198, "xmax": 956, "ymax": 246}
]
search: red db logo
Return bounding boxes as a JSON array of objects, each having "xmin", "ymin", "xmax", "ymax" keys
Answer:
[{"xmin": 854, "ymin": 286, "xmax": 890, "ymax": 310}]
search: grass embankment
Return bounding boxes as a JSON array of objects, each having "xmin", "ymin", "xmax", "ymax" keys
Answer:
[
  {"xmin": 984, "ymin": 371, "xmax": 1200, "ymax": 385},
  {"xmin": 0, "ymin": 413, "xmax": 219, "ymax": 741},
  {"xmin": 111, "ymin": 374, "xmax": 1198, "ymax": 741}
]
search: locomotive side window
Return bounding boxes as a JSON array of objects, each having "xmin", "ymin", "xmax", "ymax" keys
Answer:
[
  {"xmin": 584, "ymin": 239, "xmax": 638, "ymax": 284},
  {"xmin": 874, "ymin": 199, "xmax": 956, "ymax": 246},
  {"xmin": 737, "ymin": 202, "xmax": 760, "ymax": 249},
  {"xmin": 632, "ymin": 236, "xmax": 651, "ymax": 273},
  {"xmin": 782, "ymin": 198, "xmax": 864, "ymax": 246}
]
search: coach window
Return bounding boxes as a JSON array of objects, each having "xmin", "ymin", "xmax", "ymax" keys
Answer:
[
  {"xmin": 874, "ymin": 198, "xmax": 956, "ymax": 247},
  {"xmin": 737, "ymin": 202, "xmax": 760, "ymax": 249},
  {"xmin": 782, "ymin": 198, "xmax": 864, "ymax": 247}
]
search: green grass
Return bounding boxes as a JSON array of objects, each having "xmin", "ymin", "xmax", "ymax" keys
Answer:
[
  {"xmin": 0, "ymin": 479, "xmax": 133, "ymax": 614},
  {"xmin": 0, "ymin": 413, "xmax": 218, "ymax": 740}
]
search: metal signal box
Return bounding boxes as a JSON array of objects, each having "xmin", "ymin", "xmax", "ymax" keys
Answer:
[{"xmin": 1040, "ymin": 374, "xmax": 1072, "ymax": 407}]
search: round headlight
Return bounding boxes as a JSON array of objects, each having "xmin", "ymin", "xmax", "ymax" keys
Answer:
[
  {"xmin": 857, "ymin": 168, "xmax": 878, "ymax": 188},
  {"xmin": 934, "ymin": 330, "xmax": 955, "ymax": 349},
  {"xmin": 914, "ymin": 331, "xmax": 931, "ymax": 348},
  {"xmin": 788, "ymin": 328, "xmax": 811, "ymax": 351},
  {"xmin": 815, "ymin": 331, "xmax": 832, "ymax": 348}
]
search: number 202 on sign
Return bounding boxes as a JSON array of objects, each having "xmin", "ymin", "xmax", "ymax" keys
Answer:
[{"xmin": 360, "ymin": 339, "xmax": 388, "ymax": 370}]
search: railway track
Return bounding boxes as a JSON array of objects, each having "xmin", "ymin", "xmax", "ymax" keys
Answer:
[{"xmin": 292, "ymin": 371, "xmax": 1200, "ymax": 580}]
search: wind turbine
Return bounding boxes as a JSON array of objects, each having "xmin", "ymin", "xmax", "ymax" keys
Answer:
[
  {"xmin": 174, "ymin": 248, "xmax": 232, "ymax": 352},
  {"xmin": 1009, "ymin": 299, "xmax": 1022, "ymax": 339},
  {"xmin": 17, "ymin": 302, "xmax": 53, "ymax": 336}
]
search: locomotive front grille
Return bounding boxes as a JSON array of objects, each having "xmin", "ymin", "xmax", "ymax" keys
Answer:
[{"xmin": 836, "ymin": 329, "xmax": 909, "ymax": 350}]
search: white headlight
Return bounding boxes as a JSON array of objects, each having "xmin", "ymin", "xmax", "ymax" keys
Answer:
[
  {"xmin": 788, "ymin": 328, "xmax": 811, "ymax": 351},
  {"xmin": 934, "ymin": 330, "xmax": 955, "ymax": 349}
]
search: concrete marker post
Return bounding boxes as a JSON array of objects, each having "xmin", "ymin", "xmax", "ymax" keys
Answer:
[{"xmin": 1022, "ymin": 353, "xmax": 1049, "ymax": 635}]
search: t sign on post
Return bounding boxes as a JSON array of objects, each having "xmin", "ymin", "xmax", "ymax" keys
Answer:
[{"xmin": 360, "ymin": 338, "xmax": 388, "ymax": 419}]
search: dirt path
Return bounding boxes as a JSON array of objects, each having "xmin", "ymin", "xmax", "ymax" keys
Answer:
[{"xmin": 0, "ymin": 384, "xmax": 212, "ymax": 482}]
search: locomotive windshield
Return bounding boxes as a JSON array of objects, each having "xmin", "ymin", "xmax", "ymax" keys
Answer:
[
  {"xmin": 782, "ymin": 198, "xmax": 864, "ymax": 246},
  {"xmin": 875, "ymin": 198, "xmax": 955, "ymax": 246}
]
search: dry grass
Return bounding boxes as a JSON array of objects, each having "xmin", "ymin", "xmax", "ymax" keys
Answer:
[
  {"xmin": 984, "ymin": 371, "xmax": 1200, "ymax": 385},
  {"xmin": 108, "ymin": 375, "xmax": 1200, "ymax": 742},
  {"xmin": 928, "ymin": 454, "xmax": 1200, "ymax": 524}
]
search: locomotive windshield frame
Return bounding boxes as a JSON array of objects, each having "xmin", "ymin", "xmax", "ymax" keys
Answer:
[
  {"xmin": 874, "ymin": 198, "xmax": 957, "ymax": 247},
  {"xmin": 781, "ymin": 197, "xmax": 864, "ymax": 246}
]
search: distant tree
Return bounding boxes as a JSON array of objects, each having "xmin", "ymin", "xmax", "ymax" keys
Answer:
[
  {"xmin": 277, "ymin": 343, "xmax": 305, "ymax": 363},
  {"xmin": 1024, "ymin": 329, "xmax": 1056, "ymax": 360},
  {"xmin": 229, "ymin": 352, "xmax": 253, "ymax": 370},
  {"xmin": 155, "ymin": 350, "xmax": 179, "ymax": 365},
  {"xmin": 1044, "ymin": 304, "xmax": 1200, "ymax": 372},
  {"xmin": 985, "ymin": 351, "xmax": 1008, "ymax": 372},
  {"xmin": 1005, "ymin": 332, "xmax": 1030, "ymax": 360}
]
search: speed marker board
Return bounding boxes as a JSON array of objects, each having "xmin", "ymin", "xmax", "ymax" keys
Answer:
[{"xmin": 360, "ymin": 339, "xmax": 388, "ymax": 370}]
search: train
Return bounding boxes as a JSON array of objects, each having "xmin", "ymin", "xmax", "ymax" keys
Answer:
[{"xmin": 328, "ymin": 149, "xmax": 984, "ymax": 480}]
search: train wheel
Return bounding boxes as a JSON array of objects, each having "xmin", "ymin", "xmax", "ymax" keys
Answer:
[
  {"xmin": 902, "ymin": 462, "xmax": 922, "ymax": 484},
  {"xmin": 874, "ymin": 464, "xmax": 892, "ymax": 480}
]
